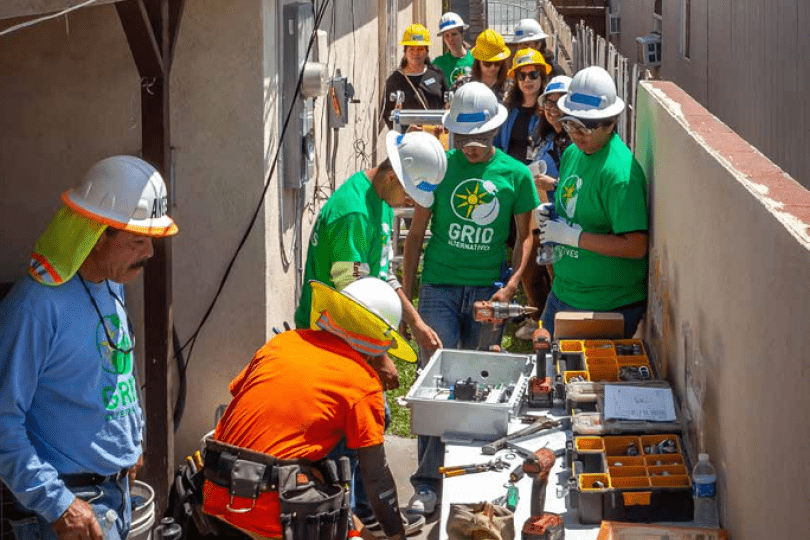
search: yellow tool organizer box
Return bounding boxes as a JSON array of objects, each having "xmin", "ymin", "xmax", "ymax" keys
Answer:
[{"xmin": 570, "ymin": 434, "xmax": 694, "ymax": 524}]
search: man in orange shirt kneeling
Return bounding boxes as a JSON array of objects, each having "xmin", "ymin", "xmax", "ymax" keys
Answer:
[{"xmin": 202, "ymin": 278, "xmax": 414, "ymax": 540}]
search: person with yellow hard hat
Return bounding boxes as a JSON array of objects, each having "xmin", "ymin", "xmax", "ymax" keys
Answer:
[
  {"xmin": 203, "ymin": 278, "xmax": 420, "ymax": 540},
  {"xmin": 451, "ymin": 28, "xmax": 512, "ymax": 102},
  {"xmin": 0, "ymin": 156, "xmax": 177, "ymax": 540},
  {"xmin": 382, "ymin": 23, "xmax": 449, "ymax": 129}
]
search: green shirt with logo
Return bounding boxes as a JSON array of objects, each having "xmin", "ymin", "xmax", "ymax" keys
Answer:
[
  {"xmin": 422, "ymin": 148, "xmax": 540, "ymax": 286},
  {"xmin": 552, "ymin": 133, "xmax": 648, "ymax": 310},
  {"xmin": 294, "ymin": 171, "xmax": 393, "ymax": 328},
  {"xmin": 432, "ymin": 50, "xmax": 474, "ymax": 86}
]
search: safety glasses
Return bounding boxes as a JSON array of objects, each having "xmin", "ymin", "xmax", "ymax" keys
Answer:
[
  {"xmin": 453, "ymin": 132, "xmax": 495, "ymax": 149},
  {"xmin": 516, "ymin": 70, "xmax": 542, "ymax": 81},
  {"xmin": 561, "ymin": 118, "xmax": 610, "ymax": 136}
]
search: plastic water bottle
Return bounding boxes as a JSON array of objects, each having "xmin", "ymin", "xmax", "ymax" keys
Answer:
[{"xmin": 692, "ymin": 453, "xmax": 719, "ymax": 528}]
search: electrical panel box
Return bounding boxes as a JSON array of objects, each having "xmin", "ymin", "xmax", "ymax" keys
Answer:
[
  {"xmin": 282, "ymin": 1, "xmax": 315, "ymax": 190},
  {"xmin": 636, "ymin": 34, "xmax": 662, "ymax": 67}
]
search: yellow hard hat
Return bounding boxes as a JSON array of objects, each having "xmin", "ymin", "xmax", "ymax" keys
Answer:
[
  {"xmin": 508, "ymin": 48, "xmax": 551, "ymax": 77},
  {"xmin": 471, "ymin": 29, "xmax": 511, "ymax": 62},
  {"xmin": 400, "ymin": 24, "xmax": 431, "ymax": 46}
]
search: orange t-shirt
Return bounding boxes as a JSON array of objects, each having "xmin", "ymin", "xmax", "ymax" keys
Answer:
[{"xmin": 203, "ymin": 330, "xmax": 385, "ymax": 537}]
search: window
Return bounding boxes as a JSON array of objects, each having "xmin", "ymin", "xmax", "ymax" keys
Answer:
[{"xmin": 679, "ymin": 0, "xmax": 691, "ymax": 59}]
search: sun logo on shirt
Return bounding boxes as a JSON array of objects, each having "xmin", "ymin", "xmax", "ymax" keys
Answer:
[
  {"xmin": 455, "ymin": 183, "xmax": 488, "ymax": 218},
  {"xmin": 451, "ymin": 179, "xmax": 500, "ymax": 226}
]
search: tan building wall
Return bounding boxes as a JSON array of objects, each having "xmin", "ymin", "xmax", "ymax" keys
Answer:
[
  {"xmin": 636, "ymin": 80, "xmax": 810, "ymax": 539},
  {"xmin": 1, "ymin": 0, "xmax": 440, "ymax": 465},
  {"xmin": 611, "ymin": 0, "xmax": 809, "ymax": 189}
]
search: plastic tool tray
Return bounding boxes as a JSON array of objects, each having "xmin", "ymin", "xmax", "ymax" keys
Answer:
[
  {"xmin": 558, "ymin": 338, "xmax": 653, "ymax": 384},
  {"xmin": 571, "ymin": 434, "xmax": 693, "ymax": 524},
  {"xmin": 404, "ymin": 349, "xmax": 533, "ymax": 439}
]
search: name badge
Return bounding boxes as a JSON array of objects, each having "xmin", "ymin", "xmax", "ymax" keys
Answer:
[{"xmin": 424, "ymin": 77, "xmax": 436, "ymax": 86}]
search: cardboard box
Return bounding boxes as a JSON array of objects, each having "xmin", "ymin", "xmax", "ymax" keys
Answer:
[
  {"xmin": 597, "ymin": 521, "xmax": 728, "ymax": 540},
  {"xmin": 554, "ymin": 311, "xmax": 625, "ymax": 339}
]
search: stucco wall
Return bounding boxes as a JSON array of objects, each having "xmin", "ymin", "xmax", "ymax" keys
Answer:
[
  {"xmin": 636, "ymin": 81, "xmax": 810, "ymax": 539},
  {"xmin": 0, "ymin": 6, "xmax": 141, "ymax": 282},
  {"xmin": 613, "ymin": 0, "xmax": 810, "ymax": 190}
]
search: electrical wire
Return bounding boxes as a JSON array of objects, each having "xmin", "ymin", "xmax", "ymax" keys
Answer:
[
  {"xmin": 180, "ymin": 0, "xmax": 333, "ymax": 370},
  {"xmin": 0, "ymin": 0, "xmax": 98, "ymax": 37}
]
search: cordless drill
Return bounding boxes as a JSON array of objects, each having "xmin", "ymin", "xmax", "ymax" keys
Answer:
[
  {"xmin": 528, "ymin": 324, "xmax": 553, "ymax": 408},
  {"xmin": 472, "ymin": 301, "xmax": 537, "ymax": 351}
]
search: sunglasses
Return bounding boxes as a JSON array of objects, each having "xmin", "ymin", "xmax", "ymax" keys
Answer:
[
  {"xmin": 481, "ymin": 61, "xmax": 502, "ymax": 68},
  {"xmin": 516, "ymin": 70, "xmax": 542, "ymax": 81},
  {"xmin": 453, "ymin": 132, "xmax": 494, "ymax": 149}
]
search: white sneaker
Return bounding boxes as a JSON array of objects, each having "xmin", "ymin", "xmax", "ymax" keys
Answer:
[
  {"xmin": 405, "ymin": 487, "xmax": 437, "ymax": 515},
  {"xmin": 514, "ymin": 319, "xmax": 538, "ymax": 341}
]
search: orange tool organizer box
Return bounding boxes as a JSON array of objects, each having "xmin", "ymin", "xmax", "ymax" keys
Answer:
[{"xmin": 571, "ymin": 434, "xmax": 694, "ymax": 524}]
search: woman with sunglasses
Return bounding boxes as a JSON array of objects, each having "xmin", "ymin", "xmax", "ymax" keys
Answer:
[
  {"xmin": 537, "ymin": 66, "xmax": 649, "ymax": 339},
  {"xmin": 495, "ymin": 48, "xmax": 551, "ymax": 163},
  {"xmin": 452, "ymin": 29, "xmax": 511, "ymax": 102},
  {"xmin": 382, "ymin": 24, "xmax": 448, "ymax": 129}
]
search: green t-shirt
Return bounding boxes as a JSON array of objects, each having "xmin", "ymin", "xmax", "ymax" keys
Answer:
[
  {"xmin": 432, "ymin": 50, "xmax": 474, "ymax": 86},
  {"xmin": 551, "ymin": 133, "xmax": 649, "ymax": 310},
  {"xmin": 422, "ymin": 149, "xmax": 540, "ymax": 286},
  {"xmin": 294, "ymin": 171, "xmax": 394, "ymax": 328}
]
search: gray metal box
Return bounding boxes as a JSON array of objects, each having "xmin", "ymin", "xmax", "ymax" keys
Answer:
[{"xmin": 404, "ymin": 349, "xmax": 534, "ymax": 439}]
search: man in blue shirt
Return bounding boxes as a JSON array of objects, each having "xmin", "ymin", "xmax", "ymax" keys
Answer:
[{"xmin": 0, "ymin": 156, "xmax": 178, "ymax": 540}]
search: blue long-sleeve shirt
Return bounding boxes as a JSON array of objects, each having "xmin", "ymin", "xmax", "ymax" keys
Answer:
[{"xmin": 0, "ymin": 275, "xmax": 143, "ymax": 522}]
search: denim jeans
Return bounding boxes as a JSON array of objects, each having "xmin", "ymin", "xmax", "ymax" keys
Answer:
[
  {"xmin": 327, "ymin": 397, "xmax": 391, "ymax": 521},
  {"xmin": 540, "ymin": 291, "xmax": 647, "ymax": 339},
  {"xmin": 409, "ymin": 283, "xmax": 498, "ymax": 495},
  {"xmin": 7, "ymin": 477, "xmax": 131, "ymax": 540}
]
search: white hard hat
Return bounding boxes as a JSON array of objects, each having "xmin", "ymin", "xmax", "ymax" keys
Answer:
[
  {"xmin": 541, "ymin": 75, "xmax": 572, "ymax": 97},
  {"xmin": 437, "ymin": 12, "xmax": 468, "ymax": 35},
  {"xmin": 512, "ymin": 18, "xmax": 548, "ymax": 44},
  {"xmin": 62, "ymin": 156, "xmax": 178, "ymax": 237},
  {"xmin": 557, "ymin": 66, "xmax": 625, "ymax": 120},
  {"xmin": 442, "ymin": 81, "xmax": 508, "ymax": 134},
  {"xmin": 343, "ymin": 277, "xmax": 402, "ymax": 329},
  {"xmin": 386, "ymin": 131, "xmax": 447, "ymax": 208}
]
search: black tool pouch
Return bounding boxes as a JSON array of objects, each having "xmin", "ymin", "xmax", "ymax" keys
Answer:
[{"xmin": 277, "ymin": 464, "xmax": 347, "ymax": 540}]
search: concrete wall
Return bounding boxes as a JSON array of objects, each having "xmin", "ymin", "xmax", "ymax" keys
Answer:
[
  {"xmin": 613, "ymin": 0, "xmax": 810, "ymax": 190},
  {"xmin": 636, "ymin": 81, "xmax": 810, "ymax": 539},
  {"xmin": 1, "ymin": 0, "xmax": 439, "ymax": 466}
]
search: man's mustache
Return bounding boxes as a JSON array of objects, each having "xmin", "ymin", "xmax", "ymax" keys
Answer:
[{"xmin": 130, "ymin": 259, "xmax": 150, "ymax": 270}]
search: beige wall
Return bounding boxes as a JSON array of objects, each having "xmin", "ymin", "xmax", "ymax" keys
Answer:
[
  {"xmin": 636, "ymin": 81, "xmax": 810, "ymax": 539},
  {"xmin": 1, "ymin": 0, "xmax": 441, "ymax": 466},
  {"xmin": 613, "ymin": 0, "xmax": 810, "ymax": 190}
]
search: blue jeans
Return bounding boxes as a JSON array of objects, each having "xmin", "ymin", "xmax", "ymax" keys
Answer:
[
  {"xmin": 8, "ymin": 477, "xmax": 131, "ymax": 540},
  {"xmin": 409, "ymin": 283, "xmax": 498, "ymax": 494},
  {"xmin": 327, "ymin": 397, "xmax": 391, "ymax": 521},
  {"xmin": 540, "ymin": 291, "xmax": 647, "ymax": 339}
]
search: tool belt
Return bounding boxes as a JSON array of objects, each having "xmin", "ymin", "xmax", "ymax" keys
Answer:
[{"xmin": 203, "ymin": 438, "xmax": 349, "ymax": 540}]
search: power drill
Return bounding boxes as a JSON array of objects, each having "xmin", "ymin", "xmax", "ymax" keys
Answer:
[
  {"xmin": 472, "ymin": 301, "xmax": 537, "ymax": 351},
  {"xmin": 472, "ymin": 301, "xmax": 537, "ymax": 323},
  {"xmin": 528, "ymin": 324, "xmax": 553, "ymax": 408}
]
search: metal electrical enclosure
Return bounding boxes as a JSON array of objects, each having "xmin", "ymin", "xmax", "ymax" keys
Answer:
[{"xmin": 281, "ymin": 2, "xmax": 315, "ymax": 190}]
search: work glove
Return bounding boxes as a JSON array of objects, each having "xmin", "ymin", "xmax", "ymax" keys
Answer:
[
  {"xmin": 540, "ymin": 220, "xmax": 583, "ymax": 247},
  {"xmin": 534, "ymin": 203, "xmax": 555, "ymax": 225}
]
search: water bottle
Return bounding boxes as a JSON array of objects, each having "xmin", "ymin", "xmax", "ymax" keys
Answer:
[{"xmin": 692, "ymin": 453, "xmax": 719, "ymax": 528}]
